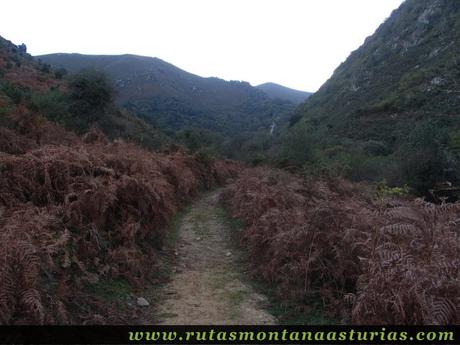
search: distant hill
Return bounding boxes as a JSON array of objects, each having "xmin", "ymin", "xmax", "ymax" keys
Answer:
[
  {"xmin": 256, "ymin": 82, "xmax": 311, "ymax": 104},
  {"xmin": 38, "ymin": 53, "xmax": 296, "ymax": 136}
]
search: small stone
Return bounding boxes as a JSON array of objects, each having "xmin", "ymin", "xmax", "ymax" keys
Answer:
[
  {"xmin": 430, "ymin": 76, "xmax": 445, "ymax": 85},
  {"xmin": 136, "ymin": 297, "xmax": 150, "ymax": 307},
  {"xmin": 225, "ymin": 251, "xmax": 232, "ymax": 257},
  {"xmin": 196, "ymin": 237, "xmax": 201, "ymax": 241}
]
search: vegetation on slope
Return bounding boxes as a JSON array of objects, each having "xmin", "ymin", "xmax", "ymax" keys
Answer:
[
  {"xmin": 222, "ymin": 167, "xmax": 459, "ymax": 324},
  {"xmin": 0, "ymin": 36, "xmax": 243, "ymax": 324},
  {"xmin": 38, "ymin": 53, "xmax": 297, "ymax": 138},
  {"xmin": 285, "ymin": 0, "xmax": 460, "ymax": 195},
  {"xmin": 0, "ymin": 36, "xmax": 171, "ymax": 150},
  {"xmin": 0, "ymin": 115, "xmax": 241, "ymax": 324}
]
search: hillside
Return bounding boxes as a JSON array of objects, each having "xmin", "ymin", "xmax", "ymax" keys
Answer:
[
  {"xmin": 256, "ymin": 82, "xmax": 311, "ymax": 104},
  {"xmin": 295, "ymin": 0, "xmax": 460, "ymax": 141},
  {"xmin": 288, "ymin": 0, "xmax": 460, "ymax": 192},
  {"xmin": 0, "ymin": 36, "xmax": 171, "ymax": 150},
  {"xmin": 0, "ymin": 35, "xmax": 243, "ymax": 324},
  {"xmin": 38, "ymin": 53, "xmax": 296, "ymax": 136}
]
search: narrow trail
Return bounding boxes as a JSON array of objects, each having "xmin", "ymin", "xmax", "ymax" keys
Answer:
[{"xmin": 155, "ymin": 189, "xmax": 276, "ymax": 325}]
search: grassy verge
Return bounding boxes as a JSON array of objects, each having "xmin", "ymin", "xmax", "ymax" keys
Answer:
[{"xmin": 142, "ymin": 204, "xmax": 191, "ymax": 319}]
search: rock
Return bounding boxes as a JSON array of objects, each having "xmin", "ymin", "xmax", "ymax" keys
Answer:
[
  {"xmin": 136, "ymin": 297, "xmax": 150, "ymax": 307},
  {"xmin": 430, "ymin": 76, "xmax": 445, "ymax": 85},
  {"xmin": 226, "ymin": 251, "xmax": 232, "ymax": 257},
  {"xmin": 196, "ymin": 237, "xmax": 201, "ymax": 241}
]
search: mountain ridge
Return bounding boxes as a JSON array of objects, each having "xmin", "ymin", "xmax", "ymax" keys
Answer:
[
  {"xmin": 256, "ymin": 82, "xmax": 312, "ymax": 104},
  {"xmin": 38, "ymin": 53, "xmax": 297, "ymax": 136}
]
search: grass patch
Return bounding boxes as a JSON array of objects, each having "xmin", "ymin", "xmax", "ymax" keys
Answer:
[
  {"xmin": 207, "ymin": 268, "xmax": 248, "ymax": 319},
  {"xmin": 145, "ymin": 204, "xmax": 191, "ymax": 310},
  {"xmin": 213, "ymin": 206, "xmax": 244, "ymax": 232},
  {"xmin": 164, "ymin": 204, "xmax": 191, "ymax": 247},
  {"xmin": 88, "ymin": 278, "xmax": 131, "ymax": 301},
  {"xmin": 225, "ymin": 288, "xmax": 247, "ymax": 318},
  {"xmin": 225, "ymin": 288, "xmax": 247, "ymax": 306},
  {"xmin": 84, "ymin": 277, "xmax": 132, "ymax": 312},
  {"xmin": 190, "ymin": 208, "xmax": 213, "ymax": 239},
  {"xmin": 249, "ymin": 279, "xmax": 340, "ymax": 324},
  {"xmin": 207, "ymin": 267, "xmax": 240, "ymax": 291}
]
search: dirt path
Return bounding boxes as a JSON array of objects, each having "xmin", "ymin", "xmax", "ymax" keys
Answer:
[{"xmin": 154, "ymin": 190, "xmax": 276, "ymax": 325}]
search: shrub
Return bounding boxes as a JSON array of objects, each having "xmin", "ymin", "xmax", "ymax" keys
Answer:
[
  {"xmin": 397, "ymin": 121, "xmax": 455, "ymax": 194},
  {"xmin": 68, "ymin": 69, "xmax": 115, "ymax": 131},
  {"xmin": 279, "ymin": 123, "xmax": 316, "ymax": 166},
  {"xmin": 362, "ymin": 140, "xmax": 390, "ymax": 156},
  {"xmin": 375, "ymin": 182, "xmax": 410, "ymax": 198},
  {"xmin": 54, "ymin": 68, "xmax": 67, "ymax": 80},
  {"xmin": 30, "ymin": 90, "xmax": 70, "ymax": 125},
  {"xmin": 1, "ymin": 81, "xmax": 28, "ymax": 105}
]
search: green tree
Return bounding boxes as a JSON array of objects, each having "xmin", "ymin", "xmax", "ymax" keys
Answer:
[
  {"xmin": 68, "ymin": 69, "xmax": 115, "ymax": 131},
  {"xmin": 398, "ymin": 122, "xmax": 455, "ymax": 194},
  {"xmin": 280, "ymin": 123, "xmax": 316, "ymax": 166}
]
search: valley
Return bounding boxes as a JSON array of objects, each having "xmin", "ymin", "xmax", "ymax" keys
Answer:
[{"xmin": 0, "ymin": 0, "xmax": 459, "ymax": 327}]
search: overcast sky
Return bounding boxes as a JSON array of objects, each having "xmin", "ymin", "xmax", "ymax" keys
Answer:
[{"xmin": 2, "ymin": 0, "xmax": 404, "ymax": 92}]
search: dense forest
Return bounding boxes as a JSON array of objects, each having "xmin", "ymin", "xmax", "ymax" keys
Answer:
[{"xmin": 0, "ymin": 0, "xmax": 459, "ymax": 327}]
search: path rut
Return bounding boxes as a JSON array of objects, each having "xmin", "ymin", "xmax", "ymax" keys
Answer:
[{"xmin": 155, "ymin": 190, "xmax": 276, "ymax": 325}]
